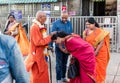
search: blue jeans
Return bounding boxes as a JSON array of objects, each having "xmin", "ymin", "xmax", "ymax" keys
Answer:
[{"xmin": 55, "ymin": 47, "xmax": 68, "ymax": 80}]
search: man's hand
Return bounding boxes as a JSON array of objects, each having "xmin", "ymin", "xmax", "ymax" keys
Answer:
[
  {"xmin": 47, "ymin": 47, "xmax": 54, "ymax": 53},
  {"xmin": 50, "ymin": 31, "xmax": 57, "ymax": 36}
]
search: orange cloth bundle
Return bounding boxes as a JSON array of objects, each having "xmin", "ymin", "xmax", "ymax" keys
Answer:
[{"xmin": 15, "ymin": 23, "xmax": 29, "ymax": 56}]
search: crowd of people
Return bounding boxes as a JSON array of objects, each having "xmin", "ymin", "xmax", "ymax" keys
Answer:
[{"xmin": 0, "ymin": 10, "xmax": 110, "ymax": 83}]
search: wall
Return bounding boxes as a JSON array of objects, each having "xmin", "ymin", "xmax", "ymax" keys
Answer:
[{"xmin": 68, "ymin": 0, "xmax": 81, "ymax": 16}]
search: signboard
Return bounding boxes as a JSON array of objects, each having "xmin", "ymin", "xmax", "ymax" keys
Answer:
[
  {"xmin": 62, "ymin": 5, "xmax": 67, "ymax": 11},
  {"xmin": 54, "ymin": 6, "xmax": 60, "ymax": 11},
  {"xmin": 69, "ymin": 11, "xmax": 76, "ymax": 16},
  {"xmin": 41, "ymin": 3, "xmax": 51, "ymax": 11},
  {"xmin": 10, "ymin": 10, "xmax": 22, "ymax": 21},
  {"xmin": 44, "ymin": 11, "xmax": 51, "ymax": 17}
]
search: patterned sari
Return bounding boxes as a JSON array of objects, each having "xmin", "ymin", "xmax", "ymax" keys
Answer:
[{"xmin": 83, "ymin": 28, "xmax": 110, "ymax": 83}]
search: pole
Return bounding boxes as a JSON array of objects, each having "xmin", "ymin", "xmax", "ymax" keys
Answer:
[
  {"xmin": 9, "ymin": 1, "xmax": 10, "ymax": 13},
  {"xmin": 27, "ymin": 15, "xmax": 30, "ymax": 39},
  {"xmin": 117, "ymin": 0, "xmax": 120, "ymax": 52},
  {"xmin": 49, "ymin": 55, "xmax": 52, "ymax": 83},
  {"xmin": 61, "ymin": 0, "xmax": 62, "ymax": 14},
  {"xmin": 66, "ymin": 0, "xmax": 68, "ymax": 11}
]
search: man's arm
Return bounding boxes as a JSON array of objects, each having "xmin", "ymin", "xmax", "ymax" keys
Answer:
[
  {"xmin": 9, "ymin": 41, "xmax": 29, "ymax": 83},
  {"xmin": 49, "ymin": 22, "xmax": 57, "ymax": 48},
  {"xmin": 31, "ymin": 26, "xmax": 51, "ymax": 46}
]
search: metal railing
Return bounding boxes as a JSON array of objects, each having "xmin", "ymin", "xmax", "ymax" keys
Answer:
[
  {"xmin": 0, "ymin": 16, "xmax": 118, "ymax": 52},
  {"xmin": 27, "ymin": 16, "xmax": 118, "ymax": 52}
]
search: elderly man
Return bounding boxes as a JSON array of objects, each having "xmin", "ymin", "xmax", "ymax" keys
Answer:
[
  {"xmin": 0, "ymin": 34, "xmax": 29, "ymax": 83},
  {"xmin": 50, "ymin": 11, "xmax": 72, "ymax": 83},
  {"xmin": 25, "ymin": 11, "xmax": 54, "ymax": 83}
]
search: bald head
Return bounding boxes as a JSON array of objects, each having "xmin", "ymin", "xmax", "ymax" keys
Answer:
[
  {"xmin": 61, "ymin": 11, "xmax": 69, "ymax": 23},
  {"xmin": 61, "ymin": 11, "xmax": 68, "ymax": 16},
  {"xmin": 35, "ymin": 11, "xmax": 47, "ymax": 24},
  {"xmin": 36, "ymin": 11, "xmax": 46, "ymax": 19}
]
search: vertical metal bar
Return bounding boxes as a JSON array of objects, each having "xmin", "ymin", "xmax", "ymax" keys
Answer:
[
  {"xmin": 71, "ymin": 17, "xmax": 74, "ymax": 32},
  {"xmin": 27, "ymin": 15, "xmax": 30, "ymax": 39},
  {"xmin": 74, "ymin": 17, "xmax": 76, "ymax": 33},
  {"xmin": 80, "ymin": 0, "xmax": 82, "ymax": 16},
  {"xmin": 79, "ymin": 17, "xmax": 81, "ymax": 35}
]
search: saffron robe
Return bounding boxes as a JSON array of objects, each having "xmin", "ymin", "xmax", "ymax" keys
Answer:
[{"xmin": 25, "ymin": 23, "xmax": 51, "ymax": 83}]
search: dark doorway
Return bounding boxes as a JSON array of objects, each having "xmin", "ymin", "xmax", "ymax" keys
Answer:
[
  {"xmin": 94, "ymin": 1, "xmax": 105, "ymax": 16},
  {"xmin": 82, "ymin": 0, "xmax": 90, "ymax": 16}
]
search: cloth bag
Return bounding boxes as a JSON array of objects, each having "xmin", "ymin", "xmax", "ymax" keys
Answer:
[
  {"xmin": 15, "ymin": 23, "xmax": 29, "ymax": 56},
  {"xmin": 67, "ymin": 56, "xmax": 80, "ymax": 79}
]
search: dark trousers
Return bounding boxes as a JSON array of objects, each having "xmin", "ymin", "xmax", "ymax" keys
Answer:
[{"xmin": 55, "ymin": 47, "xmax": 68, "ymax": 80}]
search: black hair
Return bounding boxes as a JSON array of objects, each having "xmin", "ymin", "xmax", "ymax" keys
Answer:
[
  {"xmin": 51, "ymin": 31, "xmax": 70, "ymax": 40},
  {"xmin": 8, "ymin": 14, "xmax": 15, "ymax": 19},
  {"xmin": 86, "ymin": 17, "xmax": 99, "ymax": 27}
]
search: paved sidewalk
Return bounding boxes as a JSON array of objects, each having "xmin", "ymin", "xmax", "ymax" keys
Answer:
[
  {"xmin": 49, "ymin": 53, "xmax": 120, "ymax": 83},
  {"xmin": 105, "ymin": 53, "xmax": 120, "ymax": 83}
]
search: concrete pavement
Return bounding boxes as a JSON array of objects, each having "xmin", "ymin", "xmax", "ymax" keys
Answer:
[
  {"xmin": 105, "ymin": 53, "xmax": 120, "ymax": 83},
  {"xmin": 49, "ymin": 53, "xmax": 120, "ymax": 83}
]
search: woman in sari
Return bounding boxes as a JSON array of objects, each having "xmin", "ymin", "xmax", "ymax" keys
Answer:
[
  {"xmin": 83, "ymin": 17, "xmax": 110, "ymax": 83},
  {"xmin": 4, "ymin": 14, "xmax": 29, "ymax": 56},
  {"xmin": 51, "ymin": 31, "xmax": 96, "ymax": 83},
  {"xmin": 4, "ymin": 14, "xmax": 19, "ymax": 37}
]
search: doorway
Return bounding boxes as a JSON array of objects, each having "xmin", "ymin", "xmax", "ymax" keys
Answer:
[{"xmin": 94, "ymin": 1, "xmax": 105, "ymax": 16}]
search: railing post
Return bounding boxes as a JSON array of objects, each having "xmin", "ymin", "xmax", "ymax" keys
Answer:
[
  {"xmin": 117, "ymin": 15, "xmax": 120, "ymax": 52},
  {"xmin": 27, "ymin": 15, "xmax": 30, "ymax": 39}
]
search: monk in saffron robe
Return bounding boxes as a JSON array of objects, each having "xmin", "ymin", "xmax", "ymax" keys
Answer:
[
  {"xmin": 25, "ymin": 11, "xmax": 54, "ymax": 83},
  {"xmin": 83, "ymin": 18, "xmax": 110, "ymax": 83},
  {"xmin": 51, "ymin": 31, "xmax": 96, "ymax": 83}
]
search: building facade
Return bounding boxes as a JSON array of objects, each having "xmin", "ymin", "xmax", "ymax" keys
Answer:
[
  {"xmin": 0, "ymin": 0, "xmax": 119, "ymax": 52},
  {"xmin": 0, "ymin": 0, "xmax": 117, "ymax": 17}
]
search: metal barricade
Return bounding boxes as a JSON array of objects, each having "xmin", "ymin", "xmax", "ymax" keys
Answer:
[
  {"xmin": 0, "ymin": 16, "xmax": 118, "ymax": 52},
  {"xmin": 39, "ymin": 16, "xmax": 117, "ymax": 52}
]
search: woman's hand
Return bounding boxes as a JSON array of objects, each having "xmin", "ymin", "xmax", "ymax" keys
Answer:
[
  {"xmin": 4, "ymin": 31, "xmax": 12, "ymax": 35},
  {"xmin": 94, "ymin": 40, "xmax": 104, "ymax": 56}
]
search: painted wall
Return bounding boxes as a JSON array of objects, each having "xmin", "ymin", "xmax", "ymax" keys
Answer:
[{"xmin": 68, "ymin": 0, "xmax": 81, "ymax": 16}]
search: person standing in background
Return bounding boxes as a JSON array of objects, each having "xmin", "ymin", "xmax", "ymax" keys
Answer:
[
  {"xmin": 4, "ymin": 14, "xmax": 18, "ymax": 37},
  {"xmin": 50, "ymin": 11, "xmax": 72, "ymax": 83},
  {"xmin": 83, "ymin": 17, "xmax": 110, "ymax": 83}
]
